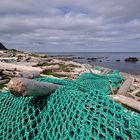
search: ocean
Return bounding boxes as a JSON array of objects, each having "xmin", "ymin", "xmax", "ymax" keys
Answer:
[{"xmin": 46, "ymin": 52, "xmax": 140, "ymax": 75}]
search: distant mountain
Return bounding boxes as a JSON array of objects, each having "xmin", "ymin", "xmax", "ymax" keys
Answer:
[{"xmin": 0, "ymin": 42, "xmax": 8, "ymax": 50}]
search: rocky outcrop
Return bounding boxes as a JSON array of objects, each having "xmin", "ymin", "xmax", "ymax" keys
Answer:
[
  {"xmin": 0, "ymin": 42, "xmax": 8, "ymax": 50},
  {"xmin": 125, "ymin": 57, "xmax": 139, "ymax": 63}
]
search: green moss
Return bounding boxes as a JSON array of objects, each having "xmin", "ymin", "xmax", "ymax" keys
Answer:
[
  {"xmin": 59, "ymin": 64, "xmax": 70, "ymax": 72},
  {"xmin": 43, "ymin": 70, "xmax": 66, "ymax": 78},
  {"xmin": 30, "ymin": 53, "xmax": 40, "ymax": 57},
  {"xmin": 35, "ymin": 63, "xmax": 57, "ymax": 67},
  {"xmin": 43, "ymin": 70, "xmax": 53, "ymax": 75},
  {"xmin": 10, "ymin": 49, "xmax": 18, "ymax": 52},
  {"xmin": 41, "ymin": 55, "xmax": 48, "ymax": 58},
  {"xmin": 36, "ymin": 63, "xmax": 70, "ymax": 72},
  {"xmin": 45, "ymin": 63, "xmax": 58, "ymax": 66},
  {"xmin": 35, "ymin": 63, "xmax": 44, "ymax": 67},
  {"xmin": 67, "ymin": 64, "xmax": 78, "ymax": 67},
  {"xmin": 0, "ymin": 84, "xmax": 4, "ymax": 89},
  {"xmin": 136, "ymin": 92, "xmax": 140, "ymax": 97},
  {"xmin": 9, "ymin": 49, "xmax": 23, "ymax": 54},
  {"xmin": 30, "ymin": 53, "xmax": 48, "ymax": 58}
]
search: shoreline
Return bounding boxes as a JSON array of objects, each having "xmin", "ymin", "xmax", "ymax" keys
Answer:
[
  {"xmin": 0, "ymin": 49, "xmax": 140, "ymax": 97},
  {"xmin": 45, "ymin": 52, "xmax": 140, "ymax": 75}
]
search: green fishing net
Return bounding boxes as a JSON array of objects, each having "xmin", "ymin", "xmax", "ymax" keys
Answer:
[
  {"xmin": 95, "ymin": 66, "xmax": 103, "ymax": 72},
  {"xmin": 0, "ymin": 71, "xmax": 140, "ymax": 140}
]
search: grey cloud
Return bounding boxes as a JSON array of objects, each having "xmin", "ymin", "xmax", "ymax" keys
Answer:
[{"xmin": 0, "ymin": 0, "xmax": 140, "ymax": 52}]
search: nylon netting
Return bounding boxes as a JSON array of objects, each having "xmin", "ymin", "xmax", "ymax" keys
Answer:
[{"xmin": 0, "ymin": 71, "xmax": 140, "ymax": 140}]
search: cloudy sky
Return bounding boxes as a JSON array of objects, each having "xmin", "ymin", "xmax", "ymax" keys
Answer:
[{"xmin": 0, "ymin": 0, "xmax": 140, "ymax": 52}]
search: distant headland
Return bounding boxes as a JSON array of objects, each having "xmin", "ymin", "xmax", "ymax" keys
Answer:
[{"xmin": 0, "ymin": 42, "xmax": 8, "ymax": 50}]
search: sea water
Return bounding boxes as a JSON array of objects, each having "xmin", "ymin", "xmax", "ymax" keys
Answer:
[{"xmin": 46, "ymin": 52, "xmax": 140, "ymax": 75}]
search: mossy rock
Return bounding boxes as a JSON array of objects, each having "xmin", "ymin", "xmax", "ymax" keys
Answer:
[
  {"xmin": 43, "ymin": 70, "xmax": 68, "ymax": 78},
  {"xmin": 136, "ymin": 92, "xmax": 140, "ymax": 97}
]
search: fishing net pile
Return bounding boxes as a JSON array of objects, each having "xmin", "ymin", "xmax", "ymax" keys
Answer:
[{"xmin": 0, "ymin": 71, "xmax": 140, "ymax": 140}]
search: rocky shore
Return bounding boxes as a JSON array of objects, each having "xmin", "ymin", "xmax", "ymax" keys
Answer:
[
  {"xmin": 0, "ymin": 49, "xmax": 102, "ymax": 89},
  {"xmin": 0, "ymin": 48, "xmax": 140, "ymax": 111},
  {"xmin": 0, "ymin": 49, "xmax": 139, "ymax": 86}
]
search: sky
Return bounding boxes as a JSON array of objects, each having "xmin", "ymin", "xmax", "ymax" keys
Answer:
[{"xmin": 0, "ymin": 0, "xmax": 140, "ymax": 52}]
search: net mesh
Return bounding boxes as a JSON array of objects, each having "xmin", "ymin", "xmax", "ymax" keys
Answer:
[{"xmin": 0, "ymin": 71, "xmax": 140, "ymax": 140}]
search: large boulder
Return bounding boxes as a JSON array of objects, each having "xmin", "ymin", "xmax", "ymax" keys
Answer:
[
  {"xmin": 125, "ymin": 57, "xmax": 139, "ymax": 62},
  {"xmin": 0, "ymin": 42, "xmax": 8, "ymax": 50}
]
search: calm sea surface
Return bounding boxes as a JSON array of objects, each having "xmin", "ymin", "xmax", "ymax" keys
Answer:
[{"xmin": 45, "ymin": 52, "xmax": 140, "ymax": 75}]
